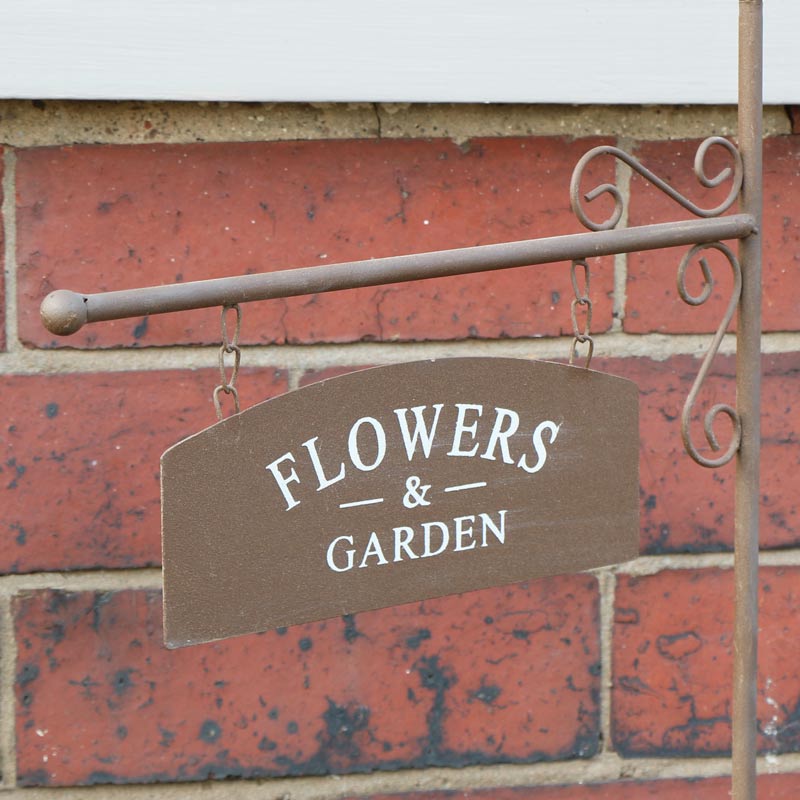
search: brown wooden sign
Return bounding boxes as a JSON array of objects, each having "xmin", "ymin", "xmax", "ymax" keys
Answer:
[{"xmin": 161, "ymin": 358, "xmax": 639, "ymax": 648}]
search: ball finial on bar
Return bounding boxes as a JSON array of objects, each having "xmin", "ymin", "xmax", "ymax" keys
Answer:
[{"xmin": 40, "ymin": 290, "xmax": 89, "ymax": 336}]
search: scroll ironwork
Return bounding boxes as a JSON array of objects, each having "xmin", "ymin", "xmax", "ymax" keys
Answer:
[
  {"xmin": 569, "ymin": 137, "xmax": 745, "ymax": 469},
  {"xmin": 677, "ymin": 242, "xmax": 742, "ymax": 468},
  {"xmin": 570, "ymin": 136, "xmax": 743, "ymax": 231}
]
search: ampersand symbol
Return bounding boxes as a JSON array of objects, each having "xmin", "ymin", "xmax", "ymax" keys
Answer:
[{"xmin": 403, "ymin": 475, "xmax": 431, "ymax": 508}]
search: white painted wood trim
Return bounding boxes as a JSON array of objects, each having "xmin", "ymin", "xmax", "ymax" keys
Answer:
[{"xmin": 1, "ymin": 0, "xmax": 797, "ymax": 104}]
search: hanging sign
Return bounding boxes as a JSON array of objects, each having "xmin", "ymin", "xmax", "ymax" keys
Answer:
[{"xmin": 161, "ymin": 358, "xmax": 639, "ymax": 648}]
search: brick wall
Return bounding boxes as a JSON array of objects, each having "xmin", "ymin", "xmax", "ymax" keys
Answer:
[{"xmin": 0, "ymin": 100, "xmax": 799, "ymax": 799}]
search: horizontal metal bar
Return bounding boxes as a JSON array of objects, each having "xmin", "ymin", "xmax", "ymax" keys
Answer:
[{"xmin": 41, "ymin": 214, "xmax": 756, "ymax": 336}]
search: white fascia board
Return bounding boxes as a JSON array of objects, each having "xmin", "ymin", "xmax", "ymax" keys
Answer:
[{"xmin": 0, "ymin": 0, "xmax": 795, "ymax": 104}]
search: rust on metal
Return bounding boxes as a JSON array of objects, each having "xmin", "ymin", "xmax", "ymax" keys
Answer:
[
  {"xmin": 40, "ymin": 215, "xmax": 756, "ymax": 336},
  {"xmin": 162, "ymin": 358, "xmax": 639, "ymax": 647},
  {"xmin": 677, "ymin": 242, "xmax": 742, "ymax": 469},
  {"xmin": 570, "ymin": 136, "xmax": 744, "ymax": 232},
  {"xmin": 36, "ymin": 8, "xmax": 765, "ymax": 796},
  {"xmin": 568, "ymin": 258, "xmax": 594, "ymax": 369},
  {"xmin": 733, "ymin": 1, "xmax": 762, "ymax": 798},
  {"xmin": 212, "ymin": 304, "xmax": 242, "ymax": 420}
]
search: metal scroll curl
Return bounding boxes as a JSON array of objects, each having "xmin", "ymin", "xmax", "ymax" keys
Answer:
[
  {"xmin": 678, "ymin": 242, "xmax": 742, "ymax": 468},
  {"xmin": 570, "ymin": 137, "xmax": 743, "ymax": 232}
]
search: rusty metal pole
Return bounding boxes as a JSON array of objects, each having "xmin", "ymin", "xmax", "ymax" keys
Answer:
[
  {"xmin": 39, "ymin": 216, "xmax": 755, "ymax": 336},
  {"xmin": 733, "ymin": 2, "xmax": 762, "ymax": 799}
]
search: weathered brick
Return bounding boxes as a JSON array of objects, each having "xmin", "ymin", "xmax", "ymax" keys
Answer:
[
  {"xmin": 16, "ymin": 138, "xmax": 615, "ymax": 348},
  {"xmin": 606, "ymin": 352, "xmax": 800, "ymax": 553},
  {"xmin": 0, "ymin": 368, "xmax": 287, "ymax": 573},
  {"xmin": 346, "ymin": 773, "xmax": 800, "ymax": 799},
  {"xmin": 14, "ymin": 576, "xmax": 599, "ymax": 786},
  {"xmin": 624, "ymin": 136, "xmax": 800, "ymax": 333},
  {"xmin": 0, "ymin": 148, "xmax": 5, "ymax": 351},
  {"xmin": 613, "ymin": 568, "xmax": 800, "ymax": 757},
  {"xmin": 13, "ymin": 351, "xmax": 783, "ymax": 575},
  {"xmin": 299, "ymin": 354, "xmax": 800, "ymax": 554}
]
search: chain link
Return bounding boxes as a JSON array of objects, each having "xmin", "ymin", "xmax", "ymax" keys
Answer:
[
  {"xmin": 568, "ymin": 259, "xmax": 594, "ymax": 369},
  {"xmin": 213, "ymin": 304, "xmax": 242, "ymax": 420}
]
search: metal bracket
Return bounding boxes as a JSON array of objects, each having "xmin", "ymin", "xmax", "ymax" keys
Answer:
[
  {"xmin": 568, "ymin": 137, "xmax": 746, "ymax": 470},
  {"xmin": 37, "ymin": 4, "xmax": 763, "ymax": 798}
]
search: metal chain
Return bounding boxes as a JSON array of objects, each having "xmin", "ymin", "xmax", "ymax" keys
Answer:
[
  {"xmin": 568, "ymin": 259, "xmax": 594, "ymax": 369},
  {"xmin": 213, "ymin": 304, "xmax": 242, "ymax": 420}
]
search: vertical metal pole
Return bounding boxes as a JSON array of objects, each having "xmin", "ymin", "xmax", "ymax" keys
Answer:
[{"xmin": 734, "ymin": 2, "xmax": 762, "ymax": 799}]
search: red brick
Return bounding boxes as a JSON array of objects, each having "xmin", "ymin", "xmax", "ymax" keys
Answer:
[
  {"xmin": 613, "ymin": 568, "xmax": 800, "ymax": 756},
  {"xmin": 0, "ymin": 368, "xmax": 286, "ymax": 573},
  {"xmin": 610, "ymin": 352, "xmax": 800, "ymax": 553},
  {"xmin": 297, "ymin": 354, "xmax": 800, "ymax": 554},
  {"xmin": 14, "ymin": 576, "xmax": 599, "ymax": 786},
  {"xmin": 624, "ymin": 137, "xmax": 800, "ymax": 333},
  {"xmin": 16, "ymin": 139, "xmax": 615, "ymax": 348},
  {"xmin": 0, "ymin": 149, "xmax": 5, "ymax": 351},
  {"xmin": 347, "ymin": 773, "xmax": 800, "ymax": 799}
]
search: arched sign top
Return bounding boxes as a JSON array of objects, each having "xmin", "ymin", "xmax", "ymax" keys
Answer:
[{"xmin": 162, "ymin": 358, "xmax": 639, "ymax": 648}]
